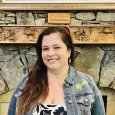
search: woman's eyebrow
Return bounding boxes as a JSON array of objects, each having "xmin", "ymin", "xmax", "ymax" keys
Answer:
[
  {"xmin": 42, "ymin": 45, "xmax": 48, "ymax": 48},
  {"xmin": 42, "ymin": 44, "xmax": 60, "ymax": 47},
  {"xmin": 53, "ymin": 44, "xmax": 60, "ymax": 46}
]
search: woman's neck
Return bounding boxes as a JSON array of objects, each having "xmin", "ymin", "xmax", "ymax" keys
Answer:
[{"xmin": 47, "ymin": 66, "xmax": 69, "ymax": 86}]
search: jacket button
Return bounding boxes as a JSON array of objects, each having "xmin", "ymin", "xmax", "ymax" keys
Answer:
[
  {"xmin": 68, "ymin": 94, "xmax": 71, "ymax": 98},
  {"xmin": 66, "ymin": 84, "xmax": 69, "ymax": 87},
  {"xmin": 84, "ymin": 98, "xmax": 90, "ymax": 105},
  {"xmin": 68, "ymin": 100, "xmax": 72, "ymax": 104}
]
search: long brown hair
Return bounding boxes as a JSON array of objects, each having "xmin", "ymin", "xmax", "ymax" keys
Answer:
[{"xmin": 17, "ymin": 26, "xmax": 74, "ymax": 115}]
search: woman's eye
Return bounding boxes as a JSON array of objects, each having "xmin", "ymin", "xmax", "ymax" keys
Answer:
[
  {"xmin": 42, "ymin": 48, "xmax": 49, "ymax": 51},
  {"xmin": 54, "ymin": 47, "xmax": 60, "ymax": 49}
]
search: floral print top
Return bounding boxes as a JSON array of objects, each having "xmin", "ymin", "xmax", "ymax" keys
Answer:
[{"xmin": 32, "ymin": 104, "xmax": 67, "ymax": 115}]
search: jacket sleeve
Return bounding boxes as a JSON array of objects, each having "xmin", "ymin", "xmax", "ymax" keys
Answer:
[
  {"xmin": 91, "ymin": 80, "xmax": 106, "ymax": 115},
  {"xmin": 8, "ymin": 75, "xmax": 28, "ymax": 115}
]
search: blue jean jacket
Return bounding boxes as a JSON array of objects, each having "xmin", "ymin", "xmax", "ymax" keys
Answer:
[{"xmin": 8, "ymin": 66, "xmax": 105, "ymax": 115}]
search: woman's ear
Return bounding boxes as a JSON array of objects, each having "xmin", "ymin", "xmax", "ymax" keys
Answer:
[{"xmin": 68, "ymin": 49, "xmax": 71, "ymax": 58}]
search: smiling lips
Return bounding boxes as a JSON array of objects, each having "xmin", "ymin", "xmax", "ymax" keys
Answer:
[{"xmin": 47, "ymin": 58, "xmax": 59, "ymax": 62}]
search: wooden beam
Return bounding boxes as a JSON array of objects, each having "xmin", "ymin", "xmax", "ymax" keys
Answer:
[
  {"xmin": 0, "ymin": 3, "xmax": 115, "ymax": 10},
  {"xmin": 0, "ymin": 26, "xmax": 115, "ymax": 44}
]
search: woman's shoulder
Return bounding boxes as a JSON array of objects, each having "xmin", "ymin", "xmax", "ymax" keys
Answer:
[
  {"xmin": 20, "ymin": 74, "xmax": 29, "ymax": 84},
  {"xmin": 13, "ymin": 74, "xmax": 29, "ymax": 98},
  {"xmin": 74, "ymin": 69, "xmax": 100, "ymax": 93},
  {"xmin": 75, "ymin": 70, "xmax": 94, "ymax": 83},
  {"xmin": 71, "ymin": 67, "xmax": 97, "ymax": 89}
]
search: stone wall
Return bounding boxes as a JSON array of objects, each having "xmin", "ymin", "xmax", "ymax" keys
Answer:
[
  {"xmin": 0, "ymin": 10, "xmax": 115, "ymax": 115},
  {"xmin": 0, "ymin": 11, "xmax": 115, "ymax": 26}
]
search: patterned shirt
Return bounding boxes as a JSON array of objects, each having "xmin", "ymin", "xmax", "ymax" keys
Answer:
[{"xmin": 32, "ymin": 104, "xmax": 67, "ymax": 115}]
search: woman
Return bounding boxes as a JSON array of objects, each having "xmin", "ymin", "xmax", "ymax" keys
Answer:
[{"xmin": 8, "ymin": 26, "xmax": 105, "ymax": 115}]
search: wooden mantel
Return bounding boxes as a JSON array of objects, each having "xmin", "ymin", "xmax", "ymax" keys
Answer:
[
  {"xmin": 0, "ymin": 26, "xmax": 115, "ymax": 44},
  {"xmin": 0, "ymin": 2, "xmax": 115, "ymax": 10}
]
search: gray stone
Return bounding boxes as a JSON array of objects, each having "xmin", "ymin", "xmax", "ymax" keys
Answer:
[
  {"xmin": 71, "ymin": 13, "xmax": 76, "ymax": 18},
  {"xmin": 97, "ymin": 12, "xmax": 115, "ymax": 21},
  {"xmin": 0, "ymin": 47, "xmax": 4, "ymax": 55},
  {"xmin": 0, "ymin": 55, "xmax": 14, "ymax": 62},
  {"xmin": 33, "ymin": 13, "xmax": 47, "ymax": 18},
  {"xmin": 82, "ymin": 20, "xmax": 100, "ymax": 25},
  {"xmin": 19, "ymin": 54, "xmax": 28, "ymax": 74},
  {"xmin": 2, "ymin": 45, "xmax": 14, "ymax": 50},
  {"xmin": 0, "ymin": 79, "xmax": 5, "ymax": 94},
  {"xmin": 101, "ymin": 51, "xmax": 115, "ymax": 67},
  {"xmin": 0, "ymin": 69, "xmax": 9, "ymax": 94},
  {"xmin": 4, "ymin": 45, "xmax": 18, "ymax": 51},
  {"xmin": 16, "ymin": 12, "xmax": 35, "ymax": 25},
  {"xmin": 0, "ymin": 62, "xmax": 4, "ymax": 68},
  {"xmin": 33, "ymin": 14, "xmax": 38, "ymax": 19},
  {"xmin": 35, "ymin": 18, "xmax": 45, "ymax": 25},
  {"xmin": 16, "ymin": 45, "xmax": 31, "ymax": 50},
  {"xmin": 99, "ymin": 51, "xmax": 115, "ymax": 89},
  {"xmin": 71, "ymin": 18, "xmax": 82, "ymax": 26},
  {"xmin": 0, "ymin": 13, "xmax": 5, "ymax": 18},
  {"xmin": 7, "ymin": 24, "xmax": 16, "ymax": 25},
  {"xmin": 37, "ymin": 13, "xmax": 47, "ymax": 18},
  {"xmin": 30, "ymin": 47, "xmax": 36, "ymax": 53},
  {"xmin": 3, "ymin": 17, "xmax": 15, "ymax": 23},
  {"xmin": 74, "ymin": 45, "xmax": 104, "ymax": 83},
  {"xmin": 20, "ymin": 54, "xmax": 28, "ymax": 66},
  {"xmin": 99, "ymin": 21, "xmax": 114, "ymax": 26},
  {"xmin": 74, "ymin": 46, "xmax": 83, "ymax": 53},
  {"xmin": 99, "ymin": 65, "xmax": 115, "ymax": 88},
  {"xmin": 1, "ymin": 55, "xmax": 26, "ymax": 90},
  {"xmin": 7, "ymin": 13, "xmax": 16, "ymax": 17},
  {"xmin": 76, "ymin": 12, "xmax": 95, "ymax": 21},
  {"xmin": 0, "ymin": 20, "xmax": 7, "ymax": 24},
  {"xmin": 19, "ymin": 48, "xmax": 29, "ymax": 54},
  {"xmin": 100, "ymin": 45, "xmax": 115, "ymax": 51},
  {"xmin": 10, "ymin": 44, "xmax": 32, "ymax": 50},
  {"xmin": 27, "ymin": 52, "xmax": 36, "ymax": 56},
  {"xmin": 43, "ymin": 23, "xmax": 49, "ymax": 26},
  {"xmin": 26, "ymin": 53, "xmax": 37, "ymax": 71},
  {"xmin": 110, "ymin": 80, "xmax": 115, "ymax": 90}
]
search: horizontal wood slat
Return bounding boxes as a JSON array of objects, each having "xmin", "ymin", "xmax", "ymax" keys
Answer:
[
  {"xmin": 0, "ymin": 26, "xmax": 115, "ymax": 44},
  {"xmin": 0, "ymin": 3, "xmax": 115, "ymax": 10}
]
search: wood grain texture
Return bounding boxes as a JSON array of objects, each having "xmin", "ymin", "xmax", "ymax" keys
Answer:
[
  {"xmin": 0, "ymin": 26, "xmax": 115, "ymax": 44},
  {"xmin": 0, "ymin": 1, "xmax": 115, "ymax": 10},
  {"xmin": 48, "ymin": 13, "xmax": 70, "ymax": 24}
]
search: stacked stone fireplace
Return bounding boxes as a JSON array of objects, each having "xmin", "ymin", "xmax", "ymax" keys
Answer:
[{"xmin": 0, "ymin": 10, "xmax": 115, "ymax": 115}]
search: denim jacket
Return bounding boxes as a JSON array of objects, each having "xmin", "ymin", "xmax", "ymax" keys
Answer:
[{"xmin": 8, "ymin": 66, "xmax": 105, "ymax": 115}]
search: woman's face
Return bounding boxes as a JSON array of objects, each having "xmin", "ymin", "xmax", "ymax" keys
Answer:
[{"xmin": 41, "ymin": 32, "xmax": 71, "ymax": 71}]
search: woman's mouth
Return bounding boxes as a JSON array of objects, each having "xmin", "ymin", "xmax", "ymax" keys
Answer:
[{"xmin": 48, "ymin": 58, "xmax": 59, "ymax": 62}]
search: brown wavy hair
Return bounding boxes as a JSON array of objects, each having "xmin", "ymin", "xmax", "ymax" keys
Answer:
[{"xmin": 17, "ymin": 26, "xmax": 74, "ymax": 115}]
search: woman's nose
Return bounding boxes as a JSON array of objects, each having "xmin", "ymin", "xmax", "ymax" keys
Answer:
[{"xmin": 48, "ymin": 49, "xmax": 55, "ymax": 55}]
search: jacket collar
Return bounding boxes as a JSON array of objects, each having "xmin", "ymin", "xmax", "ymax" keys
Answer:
[{"xmin": 64, "ymin": 66, "xmax": 76, "ymax": 86}]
